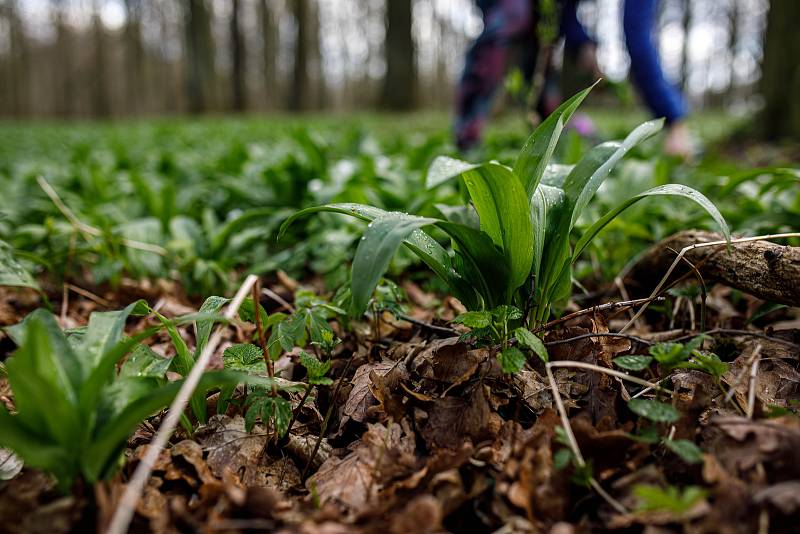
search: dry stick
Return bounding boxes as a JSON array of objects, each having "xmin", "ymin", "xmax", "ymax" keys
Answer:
[
  {"xmin": 620, "ymin": 233, "xmax": 800, "ymax": 334},
  {"xmin": 747, "ymin": 355, "xmax": 761, "ymax": 419},
  {"xmin": 66, "ymin": 283, "xmax": 111, "ymax": 307},
  {"xmin": 106, "ymin": 274, "xmax": 258, "ymax": 534},
  {"xmin": 37, "ymin": 175, "xmax": 168, "ymax": 256},
  {"xmin": 544, "ymin": 363, "xmax": 628, "ymax": 515},
  {"xmin": 547, "ymin": 361, "xmax": 673, "ymax": 395},
  {"xmin": 262, "ymin": 286, "xmax": 295, "ymax": 313},
  {"xmin": 538, "ymin": 296, "xmax": 665, "ymax": 332},
  {"xmin": 679, "ymin": 328, "xmax": 800, "ymax": 351},
  {"xmin": 302, "ymin": 353, "xmax": 356, "ymax": 481},
  {"xmin": 544, "ymin": 332, "xmax": 652, "ymax": 347},
  {"xmin": 723, "ymin": 345, "xmax": 763, "ymax": 405}
]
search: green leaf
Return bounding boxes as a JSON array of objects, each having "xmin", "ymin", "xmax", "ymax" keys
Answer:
[
  {"xmin": 514, "ymin": 327, "xmax": 549, "ymax": 362},
  {"xmin": 119, "ymin": 344, "xmax": 171, "ymax": 380},
  {"xmin": 6, "ymin": 318, "xmax": 81, "ymax": 446},
  {"xmin": 627, "ymin": 399, "xmax": 680, "ymax": 423},
  {"xmin": 514, "ymin": 84, "xmax": 596, "ymax": 198},
  {"xmin": 426, "ymin": 156, "xmax": 481, "ymax": 189},
  {"xmin": 280, "ymin": 204, "xmax": 476, "ymax": 310},
  {"xmin": 459, "ymin": 163, "xmax": 534, "ymax": 295},
  {"xmin": 634, "ymin": 484, "xmax": 706, "ymax": 514},
  {"xmin": 299, "ymin": 351, "xmax": 332, "ymax": 385},
  {"xmin": 350, "ymin": 213, "xmax": 437, "ymax": 317},
  {"xmin": 195, "ymin": 296, "xmax": 229, "ymax": 356},
  {"xmin": 664, "ymin": 439, "xmax": 703, "ymax": 464},
  {"xmin": 573, "ymin": 184, "xmax": 730, "ymax": 262},
  {"xmin": 223, "ymin": 343, "xmax": 266, "ymax": 373},
  {"xmin": 498, "ymin": 346, "xmax": 526, "ymax": 374},
  {"xmin": 0, "ymin": 239, "xmax": 39, "ymax": 290},
  {"xmin": 613, "ymin": 355, "xmax": 653, "ymax": 371},
  {"xmin": 452, "ymin": 311, "xmax": 493, "ymax": 329}
]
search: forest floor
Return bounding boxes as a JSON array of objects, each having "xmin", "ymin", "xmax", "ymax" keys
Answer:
[{"xmin": 0, "ymin": 109, "xmax": 798, "ymax": 533}]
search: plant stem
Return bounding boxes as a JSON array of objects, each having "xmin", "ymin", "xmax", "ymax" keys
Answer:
[{"xmin": 252, "ymin": 279, "xmax": 277, "ymax": 397}]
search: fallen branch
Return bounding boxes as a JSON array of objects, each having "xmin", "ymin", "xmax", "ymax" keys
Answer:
[{"xmin": 622, "ymin": 232, "xmax": 800, "ymax": 333}]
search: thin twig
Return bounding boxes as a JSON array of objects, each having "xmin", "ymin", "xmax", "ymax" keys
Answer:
[
  {"xmin": 262, "ymin": 286, "xmax": 295, "ymax": 313},
  {"xmin": 252, "ymin": 279, "xmax": 277, "ymax": 397},
  {"xmin": 106, "ymin": 275, "xmax": 258, "ymax": 534},
  {"xmin": 547, "ymin": 361, "xmax": 673, "ymax": 394},
  {"xmin": 680, "ymin": 328, "xmax": 800, "ymax": 351},
  {"xmin": 539, "ymin": 296, "xmax": 665, "ymax": 332},
  {"xmin": 544, "ymin": 363, "xmax": 628, "ymax": 514},
  {"xmin": 302, "ymin": 353, "xmax": 356, "ymax": 480},
  {"xmin": 66, "ymin": 283, "xmax": 111, "ymax": 307},
  {"xmin": 400, "ymin": 314, "xmax": 459, "ymax": 336},
  {"xmin": 620, "ymin": 233, "xmax": 800, "ymax": 333},
  {"xmin": 544, "ymin": 332, "xmax": 652, "ymax": 347},
  {"xmin": 747, "ymin": 354, "xmax": 761, "ymax": 419},
  {"xmin": 37, "ymin": 175, "xmax": 168, "ymax": 256},
  {"xmin": 724, "ymin": 345, "xmax": 763, "ymax": 404}
]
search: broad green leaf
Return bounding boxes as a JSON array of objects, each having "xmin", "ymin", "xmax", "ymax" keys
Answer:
[
  {"xmin": 77, "ymin": 301, "xmax": 148, "ymax": 378},
  {"xmin": 119, "ymin": 344, "xmax": 171, "ymax": 379},
  {"xmin": 350, "ymin": 213, "xmax": 438, "ymax": 317},
  {"xmin": 634, "ymin": 484, "xmax": 707, "ymax": 514},
  {"xmin": 573, "ymin": 184, "xmax": 730, "ymax": 262},
  {"xmin": 279, "ymin": 203, "xmax": 474, "ymax": 308},
  {"xmin": 452, "ymin": 311, "xmax": 493, "ymax": 329},
  {"xmin": 223, "ymin": 343, "xmax": 266, "ymax": 373},
  {"xmin": 499, "ymin": 346, "xmax": 526, "ymax": 374},
  {"xmin": 195, "ymin": 296, "xmax": 229, "ymax": 356},
  {"xmin": 530, "ymin": 184, "xmax": 565, "ymax": 283},
  {"xmin": 613, "ymin": 355, "xmax": 653, "ymax": 371},
  {"xmin": 426, "ymin": 156, "xmax": 481, "ymax": 189},
  {"xmin": 6, "ymin": 318, "xmax": 81, "ymax": 445},
  {"xmin": 514, "ymin": 327, "xmax": 549, "ymax": 363},
  {"xmin": 0, "ymin": 239, "xmax": 39, "ymax": 290},
  {"xmin": 459, "ymin": 163, "xmax": 534, "ymax": 295},
  {"xmin": 210, "ymin": 207, "xmax": 277, "ymax": 256},
  {"xmin": 436, "ymin": 221, "xmax": 509, "ymax": 308},
  {"xmin": 664, "ymin": 439, "xmax": 703, "ymax": 464},
  {"xmin": 514, "ymin": 83, "xmax": 596, "ymax": 198},
  {"xmin": 627, "ymin": 399, "xmax": 680, "ymax": 423}
]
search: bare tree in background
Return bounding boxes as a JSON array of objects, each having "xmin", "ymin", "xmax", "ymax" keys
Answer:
[
  {"xmin": 51, "ymin": 0, "xmax": 74, "ymax": 116},
  {"xmin": 289, "ymin": 0, "xmax": 311, "ymax": 111},
  {"xmin": 230, "ymin": 0, "xmax": 246, "ymax": 111},
  {"xmin": 758, "ymin": 0, "xmax": 800, "ymax": 140},
  {"xmin": 381, "ymin": 0, "xmax": 416, "ymax": 110},
  {"xmin": 184, "ymin": 0, "xmax": 215, "ymax": 113},
  {"xmin": 259, "ymin": 0, "xmax": 277, "ymax": 108},
  {"xmin": 680, "ymin": 0, "xmax": 691, "ymax": 92},
  {"xmin": 124, "ymin": 0, "xmax": 145, "ymax": 113},
  {"xmin": 91, "ymin": 1, "xmax": 110, "ymax": 117}
]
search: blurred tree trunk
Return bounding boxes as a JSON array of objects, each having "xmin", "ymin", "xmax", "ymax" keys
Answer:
[
  {"xmin": 184, "ymin": 0, "xmax": 215, "ymax": 113},
  {"xmin": 309, "ymin": 0, "xmax": 325, "ymax": 109},
  {"xmin": 758, "ymin": 0, "xmax": 800, "ymax": 140},
  {"xmin": 230, "ymin": 0, "xmax": 247, "ymax": 111},
  {"xmin": 91, "ymin": 5, "xmax": 110, "ymax": 117},
  {"xmin": 726, "ymin": 0, "xmax": 739, "ymax": 104},
  {"xmin": 259, "ymin": 0, "xmax": 277, "ymax": 108},
  {"xmin": 289, "ymin": 0, "xmax": 311, "ymax": 111},
  {"xmin": 51, "ymin": 0, "xmax": 74, "ymax": 117},
  {"xmin": 680, "ymin": 0, "xmax": 691, "ymax": 92},
  {"xmin": 4, "ymin": 0, "xmax": 29, "ymax": 117},
  {"xmin": 381, "ymin": 0, "xmax": 416, "ymax": 110},
  {"xmin": 124, "ymin": 0, "xmax": 144, "ymax": 114}
]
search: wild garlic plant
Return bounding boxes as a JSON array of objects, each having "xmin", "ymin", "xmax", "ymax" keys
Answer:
[{"xmin": 280, "ymin": 84, "xmax": 729, "ymax": 328}]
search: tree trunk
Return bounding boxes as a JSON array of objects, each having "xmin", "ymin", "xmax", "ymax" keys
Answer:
[
  {"xmin": 758, "ymin": 0, "xmax": 800, "ymax": 140},
  {"xmin": 680, "ymin": 0, "xmax": 691, "ymax": 92},
  {"xmin": 289, "ymin": 0, "xmax": 312, "ymax": 111},
  {"xmin": 381, "ymin": 0, "xmax": 416, "ymax": 110},
  {"xmin": 230, "ymin": 0, "xmax": 247, "ymax": 111},
  {"xmin": 184, "ymin": 0, "xmax": 215, "ymax": 113},
  {"xmin": 124, "ymin": 0, "xmax": 145, "ymax": 114},
  {"xmin": 91, "ymin": 9, "xmax": 111, "ymax": 117},
  {"xmin": 51, "ymin": 0, "xmax": 74, "ymax": 117},
  {"xmin": 259, "ymin": 0, "xmax": 277, "ymax": 109}
]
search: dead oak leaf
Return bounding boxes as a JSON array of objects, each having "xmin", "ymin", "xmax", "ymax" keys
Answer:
[{"xmin": 344, "ymin": 360, "xmax": 408, "ymax": 423}]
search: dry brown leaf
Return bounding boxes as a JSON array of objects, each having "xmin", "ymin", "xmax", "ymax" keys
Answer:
[{"xmin": 343, "ymin": 360, "xmax": 408, "ymax": 423}]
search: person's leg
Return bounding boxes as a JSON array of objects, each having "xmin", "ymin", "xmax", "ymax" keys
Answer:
[
  {"xmin": 623, "ymin": 0, "xmax": 692, "ymax": 157},
  {"xmin": 455, "ymin": 0, "xmax": 534, "ymax": 150}
]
